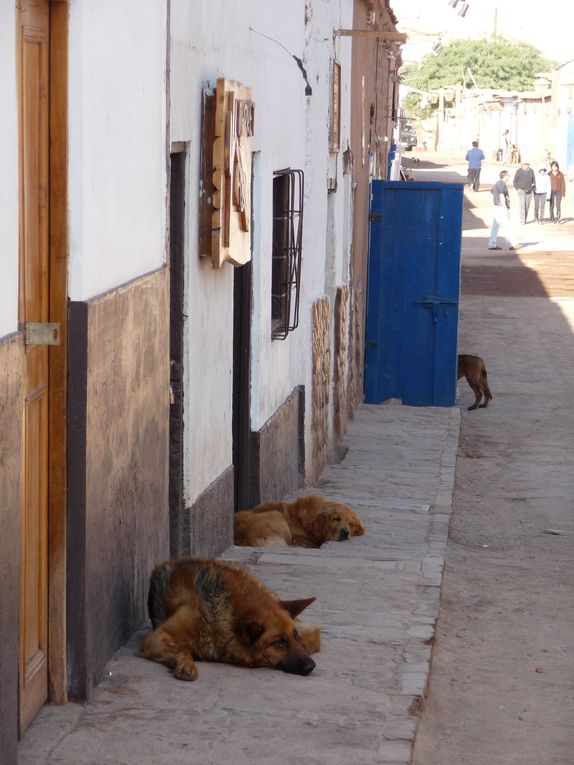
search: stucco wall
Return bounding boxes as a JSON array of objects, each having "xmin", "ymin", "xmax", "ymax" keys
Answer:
[
  {"xmin": 0, "ymin": 4, "xmax": 18, "ymax": 338},
  {"xmin": 67, "ymin": 269, "xmax": 170, "ymax": 699},
  {"xmin": 67, "ymin": 0, "xmax": 167, "ymax": 302},
  {"xmin": 349, "ymin": 0, "xmax": 398, "ymax": 413},
  {"xmin": 300, "ymin": 0, "xmax": 353, "ymax": 476},
  {"xmin": 170, "ymin": 0, "xmax": 354, "ymax": 498}
]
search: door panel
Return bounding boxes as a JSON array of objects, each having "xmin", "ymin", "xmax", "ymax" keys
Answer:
[
  {"xmin": 365, "ymin": 180, "xmax": 463, "ymax": 406},
  {"xmin": 20, "ymin": 389, "xmax": 49, "ymax": 730},
  {"xmin": 18, "ymin": 0, "xmax": 51, "ymax": 734}
]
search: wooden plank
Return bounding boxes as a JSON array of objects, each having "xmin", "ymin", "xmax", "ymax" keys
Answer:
[
  {"xmin": 211, "ymin": 78, "xmax": 254, "ymax": 268},
  {"xmin": 48, "ymin": 0, "xmax": 68, "ymax": 706},
  {"xmin": 18, "ymin": 0, "xmax": 51, "ymax": 732}
]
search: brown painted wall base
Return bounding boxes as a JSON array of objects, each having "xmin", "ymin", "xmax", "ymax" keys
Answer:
[
  {"xmin": 67, "ymin": 269, "xmax": 170, "ymax": 700},
  {"xmin": 173, "ymin": 465, "xmax": 235, "ymax": 559},
  {"xmin": 173, "ymin": 386, "xmax": 304, "ymax": 556},
  {"xmin": 244, "ymin": 386, "xmax": 305, "ymax": 508},
  {"xmin": 0, "ymin": 333, "xmax": 23, "ymax": 765}
]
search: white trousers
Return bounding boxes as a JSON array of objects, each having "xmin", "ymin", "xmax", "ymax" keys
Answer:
[{"xmin": 489, "ymin": 206, "xmax": 515, "ymax": 248}]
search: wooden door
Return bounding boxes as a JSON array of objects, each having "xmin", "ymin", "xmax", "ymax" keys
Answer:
[
  {"xmin": 364, "ymin": 180, "xmax": 463, "ymax": 406},
  {"xmin": 17, "ymin": 0, "xmax": 51, "ymax": 733}
]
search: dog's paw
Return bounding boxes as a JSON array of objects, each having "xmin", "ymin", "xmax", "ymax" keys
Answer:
[{"xmin": 174, "ymin": 661, "xmax": 199, "ymax": 681}]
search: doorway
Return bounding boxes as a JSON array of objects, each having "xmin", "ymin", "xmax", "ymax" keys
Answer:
[
  {"xmin": 232, "ymin": 259, "xmax": 253, "ymax": 510},
  {"xmin": 168, "ymin": 147, "xmax": 186, "ymax": 557},
  {"xmin": 17, "ymin": 0, "xmax": 68, "ymax": 733}
]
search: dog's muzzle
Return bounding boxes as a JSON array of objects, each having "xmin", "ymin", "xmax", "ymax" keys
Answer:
[
  {"xmin": 337, "ymin": 528, "xmax": 350, "ymax": 541},
  {"xmin": 278, "ymin": 656, "xmax": 316, "ymax": 676}
]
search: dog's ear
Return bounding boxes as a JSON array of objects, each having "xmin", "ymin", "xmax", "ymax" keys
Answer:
[
  {"xmin": 279, "ymin": 597, "xmax": 316, "ymax": 618},
  {"xmin": 309, "ymin": 511, "xmax": 330, "ymax": 541},
  {"xmin": 352, "ymin": 514, "xmax": 366, "ymax": 535},
  {"xmin": 236, "ymin": 618, "xmax": 265, "ymax": 646}
]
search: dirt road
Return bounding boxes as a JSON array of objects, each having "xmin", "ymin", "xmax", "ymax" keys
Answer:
[{"xmin": 410, "ymin": 155, "xmax": 574, "ymax": 765}]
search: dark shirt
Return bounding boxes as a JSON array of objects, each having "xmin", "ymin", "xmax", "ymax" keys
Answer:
[
  {"xmin": 491, "ymin": 180, "xmax": 510, "ymax": 208},
  {"xmin": 513, "ymin": 167, "xmax": 535, "ymax": 192}
]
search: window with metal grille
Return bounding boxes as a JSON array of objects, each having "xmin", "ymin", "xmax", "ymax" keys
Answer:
[{"xmin": 271, "ymin": 168, "xmax": 304, "ymax": 340}]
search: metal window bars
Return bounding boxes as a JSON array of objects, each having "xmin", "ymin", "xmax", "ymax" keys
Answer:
[{"xmin": 271, "ymin": 168, "xmax": 304, "ymax": 340}]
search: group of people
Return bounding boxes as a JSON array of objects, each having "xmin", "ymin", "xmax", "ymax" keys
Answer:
[
  {"xmin": 464, "ymin": 140, "xmax": 568, "ymax": 251},
  {"xmin": 511, "ymin": 160, "xmax": 566, "ymax": 224},
  {"xmin": 487, "ymin": 161, "xmax": 567, "ymax": 250}
]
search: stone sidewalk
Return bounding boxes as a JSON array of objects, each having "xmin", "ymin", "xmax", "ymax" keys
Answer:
[{"xmin": 19, "ymin": 402, "xmax": 460, "ymax": 765}]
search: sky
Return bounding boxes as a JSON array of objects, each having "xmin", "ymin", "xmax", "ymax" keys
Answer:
[{"xmin": 390, "ymin": 0, "xmax": 572, "ymax": 67}]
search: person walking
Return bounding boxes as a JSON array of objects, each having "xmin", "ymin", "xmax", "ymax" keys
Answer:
[
  {"xmin": 465, "ymin": 140, "xmax": 485, "ymax": 191},
  {"xmin": 533, "ymin": 167, "xmax": 551, "ymax": 223},
  {"xmin": 548, "ymin": 160, "xmax": 566, "ymax": 223},
  {"xmin": 513, "ymin": 161, "xmax": 536, "ymax": 223},
  {"xmin": 488, "ymin": 170, "xmax": 516, "ymax": 251}
]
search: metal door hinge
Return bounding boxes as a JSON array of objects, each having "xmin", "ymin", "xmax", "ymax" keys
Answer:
[{"xmin": 21, "ymin": 322, "xmax": 61, "ymax": 346}]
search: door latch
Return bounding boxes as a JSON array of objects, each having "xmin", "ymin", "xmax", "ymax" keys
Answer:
[
  {"xmin": 21, "ymin": 322, "xmax": 61, "ymax": 346},
  {"xmin": 416, "ymin": 296, "xmax": 458, "ymax": 324}
]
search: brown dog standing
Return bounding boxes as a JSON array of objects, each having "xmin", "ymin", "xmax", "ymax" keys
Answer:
[
  {"xmin": 457, "ymin": 354, "xmax": 493, "ymax": 410},
  {"xmin": 140, "ymin": 558, "xmax": 319, "ymax": 680}
]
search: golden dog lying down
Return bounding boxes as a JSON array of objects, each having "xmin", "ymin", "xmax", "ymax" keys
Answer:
[
  {"xmin": 234, "ymin": 494, "xmax": 365, "ymax": 548},
  {"xmin": 140, "ymin": 558, "xmax": 320, "ymax": 680}
]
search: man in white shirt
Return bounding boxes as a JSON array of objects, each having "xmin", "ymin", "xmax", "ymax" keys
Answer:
[
  {"xmin": 533, "ymin": 167, "xmax": 551, "ymax": 223},
  {"xmin": 488, "ymin": 170, "xmax": 517, "ymax": 251},
  {"xmin": 465, "ymin": 141, "xmax": 486, "ymax": 191}
]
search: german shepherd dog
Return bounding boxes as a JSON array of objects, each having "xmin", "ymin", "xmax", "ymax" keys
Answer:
[
  {"xmin": 234, "ymin": 494, "xmax": 365, "ymax": 548},
  {"xmin": 140, "ymin": 559, "xmax": 319, "ymax": 680},
  {"xmin": 457, "ymin": 354, "xmax": 493, "ymax": 410}
]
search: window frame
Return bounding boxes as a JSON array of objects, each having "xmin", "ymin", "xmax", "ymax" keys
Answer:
[{"xmin": 271, "ymin": 168, "xmax": 304, "ymax": 341}]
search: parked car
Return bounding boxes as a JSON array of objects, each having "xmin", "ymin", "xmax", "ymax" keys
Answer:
[{"xmin": 399, "ymin": 122, "xmax": 417, "ymax": 151}]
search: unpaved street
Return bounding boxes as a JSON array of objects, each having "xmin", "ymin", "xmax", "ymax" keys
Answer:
[{"xmin": 412, "ymin": 155, "xmax": 574, "ymax": 764}]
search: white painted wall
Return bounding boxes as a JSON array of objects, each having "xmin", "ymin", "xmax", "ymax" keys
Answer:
[
  {"xmin": 67, "ymin": 0, "xmax": 167, "ymax": 302},
  {"xmin": 0, "ymin": 4, "xmax": 19, "ymax": 338},
  {"xmin": 301, "ymin": 0, "xmax": 353, "ymax": 464},
  {"xmin": 171, "ymin": 1, "xmax": 354, "ymax": 501}
]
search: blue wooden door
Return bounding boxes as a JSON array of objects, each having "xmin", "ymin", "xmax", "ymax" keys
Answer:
[{"xmin": 364, "ymin": 180, "xmax": 463, "ymax": 406}]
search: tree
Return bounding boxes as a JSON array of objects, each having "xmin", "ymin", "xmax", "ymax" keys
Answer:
[{"xmin": 402, "ymin": 38, "xmax": 553, "ymax": 118}]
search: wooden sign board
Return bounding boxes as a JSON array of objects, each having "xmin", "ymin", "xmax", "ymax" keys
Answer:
[{"xmin": 199, "ymin": 78, "xmax": 254, "ymax": 269}]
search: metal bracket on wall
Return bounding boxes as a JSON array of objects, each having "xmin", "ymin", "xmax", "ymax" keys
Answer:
[{"xmin": 21, "ymin": 322, "xmax": 61, "ymax": 346}]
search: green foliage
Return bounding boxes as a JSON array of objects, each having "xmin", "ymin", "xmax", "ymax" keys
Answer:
[
  {"xmin": 402, "ymin": 38, "xmax": 553, "ymax": 118},
  {"xmin": 402, "ymin": 92, "xmax": 434, "ymax": 121}
]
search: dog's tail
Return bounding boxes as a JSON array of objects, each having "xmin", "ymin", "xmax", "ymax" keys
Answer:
[
  {"xmin": 481, "ymin": 366, "xmax": 493, "ymax": 404},
  {"xmin": 147, "ymin": 561, "xmax": 174, "ymax": 629}
]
